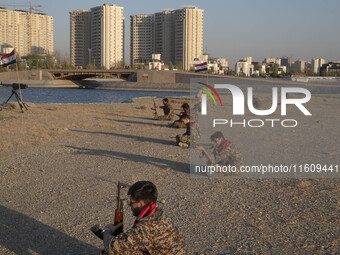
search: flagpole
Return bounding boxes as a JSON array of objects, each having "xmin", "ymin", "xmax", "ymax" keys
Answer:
[
  {"xmin": 15, "ymin": 62, "xmax": 23, "ymax": 104},
  {"xmin": 206, "ymin": 61, "xmax": 209, "ymax": 85}
]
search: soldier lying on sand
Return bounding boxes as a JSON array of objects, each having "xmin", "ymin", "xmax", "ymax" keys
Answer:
[{"xmin": 101, "ymin": 181, "xmax": 185, "ymax": 255}]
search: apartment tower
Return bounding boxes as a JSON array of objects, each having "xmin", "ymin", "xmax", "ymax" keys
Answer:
[
  {"xmin": 131, "ymin": 6, "xmax": 204, "ymax": 70},
  {"xmin": 0, "ymin": 7, "xmax": 53, "ymax": 56},
  {"xmin": 70, "ymin": 4, "xmax": 124, "ymax": 69},
  {"xmin": 70, "ymin": 10, "xmax": 91, "ymax": 67},
  {"xmin": 130, "ymin": 14, "xmax": 155, "ymax": 65},
  {"xmin": 311, "ymin": 58, "xmax": 325, "ymax": 75}
]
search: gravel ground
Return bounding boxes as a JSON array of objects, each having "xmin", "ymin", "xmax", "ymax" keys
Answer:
[{"xmin": 0, "ymin": 96, "xmax": 339, "ymax": 255}]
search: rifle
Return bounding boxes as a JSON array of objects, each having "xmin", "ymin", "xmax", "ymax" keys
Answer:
[
  {"xmin": 152, "ymin": 99, "xmax": 158, "ymax": 119},
  {"xmin": 90, "ymin": 181, "xmax": 124, "ymax": 239}
]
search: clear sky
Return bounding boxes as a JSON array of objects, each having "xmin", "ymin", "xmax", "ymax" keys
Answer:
[{"xmin": 3, "ymin": 0, "xmax": 340, "ymax": 67}]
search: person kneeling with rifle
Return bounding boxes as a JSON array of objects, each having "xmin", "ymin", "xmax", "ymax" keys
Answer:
[{"xmin": 101, "ymin": 181, "xmax": 185, "ymax": 255}]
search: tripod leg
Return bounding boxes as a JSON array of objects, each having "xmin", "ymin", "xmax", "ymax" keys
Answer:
[
  {"xmin": 5, "ymin": 92, "xmax": 15, "ymax": 104},
  {"xmin": 14, "ymin": 92, "xmax": 24, "ymax": 113},
  {"xmin": 22, "ymin": 102, "xmax": 29, "ymax": 111}
]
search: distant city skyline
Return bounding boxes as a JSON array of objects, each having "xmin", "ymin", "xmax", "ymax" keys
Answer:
[{"xmin": 1, "ymin": 0, "xmax": 339, "ymax": 67}]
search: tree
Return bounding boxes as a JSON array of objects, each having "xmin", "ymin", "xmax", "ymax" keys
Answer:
[
  {"xmin": 0, "ymin": 65, "xmax": 7, "ymax": 72},
  {"xmin": 43, "ymin": 54, "xmax": 55, "ymax": 69},
  {"xmin": 168, "ymin": 61, "xmax": 173, "ymax": 70},
  {"xmin": 305, "ymin": 69, "xmax": 315, "ymax": 76},
  {"xmin": 25, "ymin": 54, "xmax": 44, "ymax": 70},
  {"xmin": 176, "ymin": 62, "xmax": 183, "ymax": 70},
  {"xmin": 85, "ymin": 64, "xmax": 97, "ymax": 69}
]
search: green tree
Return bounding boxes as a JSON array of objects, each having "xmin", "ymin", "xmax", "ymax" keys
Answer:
[
  {"xmin": 85, "ymin": 64, "xmax": 97, "ymax": 69},
  {"xmin": 26, "ymin": 54, "xmax": 44, "ymax": 70},
  {"xmin": 305, "ymin": 69, "xmax": 315, "ymax": 76},
  {"xmin": 168, "ymin": 61, "xmax": 173, "ymax": 70},
  {"xmin": 118, "ymin": 60, "xmax": 125, "ymax": 69},
  {"xmin": 176, "ymin": 62, "xmax": 183, "ymax": 70},
  {"xmin": 43, "ymin": 54, "xmax": 55, "ymax": 69},
  {"xmin": 0, "ymin": 65, "xmax": 7, "ymax": 72}
]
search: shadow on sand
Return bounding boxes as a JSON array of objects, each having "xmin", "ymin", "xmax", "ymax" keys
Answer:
[
  {"xmin": 0, "ymin": 205, "xmax": 100, "ymax": 255},
  {"xmin": 70, "ymin": 129, "xmax": 176, "ymax": 146},
  {"xmin": 67, "ymin": 145, "xmax": 190, "ymax": 174},
  {"xmin": 113, "ymin": 119, "xmax": 169, "ymax": 127}
]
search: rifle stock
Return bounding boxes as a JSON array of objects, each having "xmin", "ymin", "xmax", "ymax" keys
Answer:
[{"xmin": 90, "ymin": 181, "xmax": 124, "ymax": 239}]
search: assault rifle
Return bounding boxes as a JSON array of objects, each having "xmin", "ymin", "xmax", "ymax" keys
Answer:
[
  {"xmin": 90, "ymin": 181, "xmax": 124, "ymax": 239},
  {"xmin": 152, "ymin": 99, "xmax": 158, "ymax": 119}
]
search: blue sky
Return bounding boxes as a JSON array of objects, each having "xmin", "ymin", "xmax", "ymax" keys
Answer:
[{"xmin": 3, "ymin": 0, "xmax": 340, "ymax": 67}]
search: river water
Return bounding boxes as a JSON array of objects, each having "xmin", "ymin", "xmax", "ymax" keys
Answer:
[
  {"xmin": 1, "ymin": 79, "xmax": 339, "ymax": 104},
  {"xmin": 0, "ymin": 87, "xmax": 190, "ymax": 104}
]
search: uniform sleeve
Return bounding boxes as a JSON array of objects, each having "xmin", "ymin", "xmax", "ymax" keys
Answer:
[{"xmin": 106, "ymin": 224, "xmax": 150, "ymax": 255}]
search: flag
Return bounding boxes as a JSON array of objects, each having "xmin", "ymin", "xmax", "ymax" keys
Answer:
[
  {"xmin": 1, "ymin": 49, "xmax": 16, "ymax": 67},
  {"xmin": 194, "ymin": 62, "xmax": 208, "ymax": 72}
]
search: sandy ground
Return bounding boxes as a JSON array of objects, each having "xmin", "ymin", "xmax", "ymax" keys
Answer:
[{"xmin": 0, "ymin": 95, "xmax": 339, "ymax": 255}]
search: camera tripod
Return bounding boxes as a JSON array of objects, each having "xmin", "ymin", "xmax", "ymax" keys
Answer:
[{"xmin": 5, "ymin": 88, "xmax": 29, "ymax": 113}]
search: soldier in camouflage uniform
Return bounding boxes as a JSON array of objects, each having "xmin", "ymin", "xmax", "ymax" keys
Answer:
[
  {"xmin": 171, "ymin": 103, "xmax": 190, "ymax": 128},
  {"xmin": 176, "ymin": 114, "xmax": 191, "ymax": 148},
  {"xmin": 154, "ymin": 98, "xmax": 174, "ymax": 121},
  {"xmin": 102, "ymin": 181, "xmax": 185, "ymax": 255},
  {"xmin": 195, "ymin": 131, "xmax": 242, "ymax": 171}
]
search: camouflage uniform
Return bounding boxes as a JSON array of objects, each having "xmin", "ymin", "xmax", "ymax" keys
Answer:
[
  {"xmin": 171, "ymin": 109, "xmax": 190, "ymax": 128},
  {"xmin": 176, "ymin": 123, "xmax": 190, "ymax": 147},
  {"xmin": 156, "ymin": 103, "xmax": 174, "ymax": 121},
  {"xmin": 176, "ymin": 122, "xmax": 200, "ymax": 148},
  {"xmin": 171, "ymin": 120, "xmax": 187, "ymax": 128},
  {"xmin": 210, "ymin": 141, "xmax": 242, "ymax": 171},
  {"xmin": 103, "ymin": 207, "xmax": 185, "ymax": 255}
]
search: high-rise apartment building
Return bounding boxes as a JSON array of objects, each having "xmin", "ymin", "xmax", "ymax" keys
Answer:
[
  {"xmin": 311, "ymin": 58, "xmax": 325, "ymax": 75},
  {"xmin": 130, "ymin": 6, "xmax": 204, "ymax": 70},
  {"xmin": 130, "ymin": 14, "xmax": 155, "ymax": 65},
  {"xmin": 280, "ymin": 57, "xmax": 294, "ymax": 71},
  {"xmin": 70, "ymin": 4, "xmax": 124, "ymax": 69},
  {"xmin": 70, "ymin": 10, "xmax": 91, "ymax": 68},
  {"xmin": 0, "ymin": 7, "xmax": 53, "ymax": 56},
  {"xmin": 292, "ymin": 59, "xmax": 306, "ymax": 73}
]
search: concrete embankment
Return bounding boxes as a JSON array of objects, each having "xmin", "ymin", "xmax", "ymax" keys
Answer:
[
  {"xmin": 0, "ymin": 70, "xmax": 78, "ymax": 88},
  {"xmin": 0, "ymin": 80, "xmax": 79, "ymax": 88},
  {"xmin": 82, "ymin": 79, "xmax": 190, "ymax": 92}
]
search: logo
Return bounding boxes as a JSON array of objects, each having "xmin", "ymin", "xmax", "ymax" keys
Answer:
[
  {"xmin": 197, "ymin": 82, "xmax": 223, "ymax": 115},
  {"xmin": 198, "ymin": 84, "xmax": 312, "ymax": 128}
]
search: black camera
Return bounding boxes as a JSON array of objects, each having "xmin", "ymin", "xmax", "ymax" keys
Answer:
[{"xmin": 12, "ymin": 83, "xmax": 28, "ymax": 90}]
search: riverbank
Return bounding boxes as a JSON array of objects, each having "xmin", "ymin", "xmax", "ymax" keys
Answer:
[{"xmin": 0, "ymin": 96, "xmax": 339, "ymax": 254}]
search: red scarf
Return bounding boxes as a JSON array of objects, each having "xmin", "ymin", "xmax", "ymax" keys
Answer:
[
  {"xmin": 184, "ymin": 109, "xmax": 188, "ymax": 114},
  {"xmin": 134, "ymin": 202, "xmax": 156, "ymax": 225},
  {"xmin": 217, "ymin": 140, "xmax": 229, "ymax": 152}
]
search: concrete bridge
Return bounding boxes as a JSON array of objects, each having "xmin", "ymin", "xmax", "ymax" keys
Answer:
[
  {"xmin": 47, "ymin": 69, "xmax": 135, "ymax": 81},
  {"xmin": 0, "ymin": 69, "xmax": 215, "ymax": 88}
]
